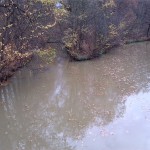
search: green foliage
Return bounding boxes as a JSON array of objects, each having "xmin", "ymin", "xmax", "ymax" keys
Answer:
[
  {"xmin": 62, "ymin": 28, "xmax": 78, "ymax": 48},
  {"xmin": 35, "ymin": 48, "xmax": 56, "ymax": 64}
]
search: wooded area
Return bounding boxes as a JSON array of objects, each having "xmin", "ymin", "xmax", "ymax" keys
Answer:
[{"xmin": 0, "ymin": 0, "xmax": 150, "ymax": 82}]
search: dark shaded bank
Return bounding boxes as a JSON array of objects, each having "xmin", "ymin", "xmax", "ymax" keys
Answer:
[
  {"xmin": 67, "ymin": 44, "xmax": 119, "ymax": 61},
  {"xmin": 68, "ymin": 38, "xmax": 150, "ymax": 61},
  {"xmin": 0, "ymin": 53, "xmax": 32, "ymax": 85},
  {"xmin": 63, "ymin": 0, "xmax": 150, "ymax": 61}
]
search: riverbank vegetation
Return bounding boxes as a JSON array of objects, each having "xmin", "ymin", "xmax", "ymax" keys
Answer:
[{"xmin": 0, "ymin": 0, "xmax": 150, "ymax": 83}]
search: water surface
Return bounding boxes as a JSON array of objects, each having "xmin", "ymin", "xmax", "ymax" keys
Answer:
[{"xmin": 0, "ymin": 42, "xmax": 150, "ymax": 150}]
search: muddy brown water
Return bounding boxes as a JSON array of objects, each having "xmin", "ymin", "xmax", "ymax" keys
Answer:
[{"xmin": 0, "ymin": 42, "xmax": 150, "ymax": 150}]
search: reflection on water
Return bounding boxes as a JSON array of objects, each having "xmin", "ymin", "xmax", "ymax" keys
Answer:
[{"xmin": 0, "ymin": 42, "xmax": 150, "ymax": 150}]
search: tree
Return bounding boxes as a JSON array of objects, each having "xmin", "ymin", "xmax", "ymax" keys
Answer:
[
  {"xmin": 59, "ymin": 0, "xmax": 119, "ymax": 60},
  {"xmin": 0, "ymin": 0, "xmax": 60, "ymax": 61}
]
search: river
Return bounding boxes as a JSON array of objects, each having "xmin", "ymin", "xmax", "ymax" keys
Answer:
[{"xmin": 0, "ymin": 42, "xmax": 150, "ymax": 150}]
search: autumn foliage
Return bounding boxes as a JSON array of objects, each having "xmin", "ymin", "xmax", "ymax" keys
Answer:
[{"xmin": 0, "ymin": 0, "xmax": 150, "ymax": 71}]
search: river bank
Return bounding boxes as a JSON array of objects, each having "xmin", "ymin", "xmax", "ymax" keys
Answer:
[
  {"xmin": 0, "ymin": 52, "xmax": 32, "ymax": 85},
  {"xmin": 0, "ymin": 47, "xmax": 57, "ymax": 85},
  {"xmin": 0, "ymin": 39, "xmax": 149, "ymax": 85},
  {"xmin": 68, "ymin": 38, "xmax": 150, "ymax": 61}
]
